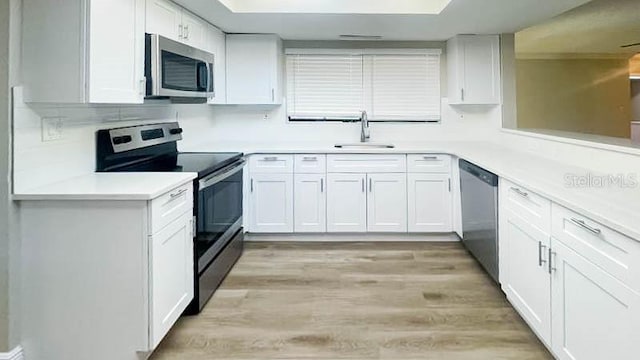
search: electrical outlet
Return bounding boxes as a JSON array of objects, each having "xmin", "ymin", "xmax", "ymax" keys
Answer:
[{"xmin": 41, "ymin": 117, "xmax": 64, "ymax": 141}]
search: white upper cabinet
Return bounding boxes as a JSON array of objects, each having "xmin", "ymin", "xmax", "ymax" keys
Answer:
[
  {"xmin": 180, "ymin": 9, "xmax": 208, "ymax": 49},
  {"xmin": 146, "ymin": 0, "xmax": 182, "ymax": 42},
  {"xmin": 147, "ymin": 0, "xmax": 209, "ymax": 50},
  {"xmin": 207, "ymin": 25, "xmax": 227, "ymax": 104},
  {"xmin": 23, "ymin": 0, "xmax": 146, "ymax": 104},
  {"xmin": 226, "ymin": 34, "xmax": 283, "ymax": 105},
  {"xmin": 447, "ymin": 35, "xmax": 501, "ymax": 105}
]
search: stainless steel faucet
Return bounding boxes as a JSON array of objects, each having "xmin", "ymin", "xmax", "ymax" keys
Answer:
[{"xmin": 360, "ymin": 110, "xmax": 370, "ymax": 143}]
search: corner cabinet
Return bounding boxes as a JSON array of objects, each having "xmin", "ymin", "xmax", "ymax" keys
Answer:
[
  {"xmin": 226, "ymin": 34, "xmax": 283, "ymax": 105},
  {"xmin": 447, "ymin": 35, "xmax": 501, "ymax": 105},
  {"xmin": 19, "ymin": 181, "xmax": 195, "ymax": 360},
  {"xmin": 22, "ymin": 0, "xmax": 146, "ymax": 104}
]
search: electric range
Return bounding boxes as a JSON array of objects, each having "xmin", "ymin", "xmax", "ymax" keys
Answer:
[{"xmin": 96, "ymin": 122, "xmax": 245, "ymax": 314}]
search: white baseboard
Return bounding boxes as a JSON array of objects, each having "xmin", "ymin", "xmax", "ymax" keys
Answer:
[
  {"xmin": 245, "ymin": 233, "xmax": 461, "ymax": 242},
  {"xmin": 0, "ymin": 346, "xmax": 23, "ymax": 360}
]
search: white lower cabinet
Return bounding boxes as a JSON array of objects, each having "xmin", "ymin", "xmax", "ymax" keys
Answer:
[
  {"xmin": 551, "ymin": 239, "xmax": 640, "ymax": 360},
  {"xmin": 294, "ymin": 174, "xmax": 326, "ymax": 232},
  {"xmin": 249, "ymin": 173, "xmax": 294, "ymax": 232},
  {"xmin": 407, "ymin": 173, "xmax": 452, "ymax": 232},
  {"xmin": 367, "ymin": 173, "xmax": 408, "ymax": 232},
  {"xmin": 499, "ymin": 180, "xmax": 640, "ymax": 360},
  {"xmin": 501, "ymin": 208, "xmax": 551, "ymax": 345},
  {"xmin": 149, "ymin": 212, "xmax": 194, "ymax": 349},
  {"xmin": 327, "ymin": 173, "xmax": 367, "ymax": 232}
]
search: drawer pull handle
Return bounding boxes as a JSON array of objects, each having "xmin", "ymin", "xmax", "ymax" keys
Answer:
[
  {"xmin": 511, "ymin": 187, "xmax": 529, "ymax": 198},
  {"xmin": 170, "ymin": 189, "xmax": 187, "ymax": 199},
  {"xmin": 570, "ymin": 218, "xmax": 602, "ymax": 235},
  {"xmin": 164, "ymin": 189, "xmax": 188, "ymax": 205},
  {"xmin": 538, "ymin": 242, "xmax": 547, "ymax": 267},
  {"xmin": 548, "ymin": 248, "xmax": 556, "ymax": 274},
  {"xmin": 263, "ymin": 156, "xmax": 279, "ymax": 161},
  {"xmin": 422, "ymin": 156, "xmax": 438, "ymax": 160},
  {"xmin": 302, "ymin": 157, "xmax": 317, "ymax": 161}
]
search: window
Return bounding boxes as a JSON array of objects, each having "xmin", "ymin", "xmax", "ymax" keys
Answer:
[{"xmin": 286, "ymin": 49, "xmax": 441, "ymax": 122}]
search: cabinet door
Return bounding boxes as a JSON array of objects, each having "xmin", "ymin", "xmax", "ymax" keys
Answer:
[
  {"xmin": 146, "ymin": 0, "xmax": 182, "ymax": 42},
  {"xmin": 407, "ymin": 173, "xmax": 452, "ymax": 232},
  {"xmin": 88, "ymin": 0, "xmax": 146, "ymax": 103},
  {"xmin": 207, "ymin": 25, "xmax": 226, "ymax": 104},
  {"xmin": 249, "ymin": 173, "xmax": 294, "ymax": 233},
  {"xmin": 180, "ymin": 9, "xmax": 207, "ymax": 49},
  {"xmin": 327, "ymin": 174, "xmax": 367, "ymax": 233},
  {"xmin": 460, "ymin": 35, "xmax": 500, "ymax": 104},
  {"xmin": 551, "ymin": 239, "xmax": 640, "ymax": 360},
  {"xmin": 294, "ymin": 174, "xmax": 326, "ymax": 233},
  {"xmin": 501, "ymin": 209, "xmax": 551, "ymax": 345},
  {"xmin": 150, "ymin": 212, "xmax": 194, "ymax": 349},
  {"xmin": 226, "ymin": 34, "xmax": 281, "ymax": 105},
  {"xmin": 367, "ymin": 173, "xmax": 408, "ymax": 233}
]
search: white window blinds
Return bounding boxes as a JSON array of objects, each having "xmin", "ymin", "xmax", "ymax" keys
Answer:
[
  {"xmin": 286, "ymin": 49, "xmax": 441, "ymax": 122},
  {"xmin": 286, "ymin": 54, "xmax": 363, "ymax": 119}
]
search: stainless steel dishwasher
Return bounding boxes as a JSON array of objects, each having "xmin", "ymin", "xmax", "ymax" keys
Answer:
[{"xmin": 459, "ymin": 159, "xmax": 499, "ymax": 283}]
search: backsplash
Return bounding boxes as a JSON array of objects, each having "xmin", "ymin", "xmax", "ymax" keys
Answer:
[
  {"xmin": 11, "ymin": 87, "xmax": 213, "ymax": 192},
  {"xmin": 12, "ymin": 86, "xmax": 504, "ymax": 192}
]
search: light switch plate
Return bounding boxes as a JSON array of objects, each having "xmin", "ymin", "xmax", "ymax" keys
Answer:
[{"xmin": 41, "ymin": 117, "xmax": 64, "ymax": 141}]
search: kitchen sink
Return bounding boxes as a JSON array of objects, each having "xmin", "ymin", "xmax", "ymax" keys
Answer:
[{"xmin": 335, "ymin": 143, "xmax": 395, "ymax": 149}]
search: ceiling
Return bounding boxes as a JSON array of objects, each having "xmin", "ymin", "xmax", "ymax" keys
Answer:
[
  {"xmin": 173, "ymin": 0, "xmax": 591, "ymax": 41},
  {"xmin": 516, "ymin": 0, "xmax": 640, "ymax": 55}
]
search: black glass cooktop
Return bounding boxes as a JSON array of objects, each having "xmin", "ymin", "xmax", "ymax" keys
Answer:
[{"xmin": 115, "ymin": 152, "xmax": 243, "ymax": 177}]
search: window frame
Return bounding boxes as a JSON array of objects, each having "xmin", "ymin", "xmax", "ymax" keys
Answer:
[{"xmin": 285, "ymin": 48, "xmax": 442, "ymax": 123}]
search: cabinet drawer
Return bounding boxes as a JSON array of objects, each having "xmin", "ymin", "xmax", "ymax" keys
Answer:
[
  {"xmin": 327, "ymin": 154, "xmax": 406, "ymax": 173},
  {"xmin": 407, "ymin": 154, "xmax": 451, "ymax": 173},
  {"xmin": 249, "ymin": 154, "xmax": 294, "ymax": 173},
  {"xmin": 294, "ymin": 154, "xmax": 326, "ymax": 174},
  {"xmin": 552, "ymin": 203, "xmax": 640, "ymax": 293},
  {"xmin": 501, "ymin": 179, "xmax": 551, "ymax": 232},
  {"xmin": 150, "ymin": 182, "xmax": 193, "ymax": 234}
]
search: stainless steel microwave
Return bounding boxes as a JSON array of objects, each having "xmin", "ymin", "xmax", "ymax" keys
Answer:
[{"xmin": 145, "ymin": 34, "xmax": 214, "ymax": 100}]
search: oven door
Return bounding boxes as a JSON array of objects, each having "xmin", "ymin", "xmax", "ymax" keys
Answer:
[
  {"xmin": 195, "ymin": 160, "xmax": 244, "ymax": 272},
  {"xmin": 146, "ymin": 34, "xmax": 214, "ymax": 99}
]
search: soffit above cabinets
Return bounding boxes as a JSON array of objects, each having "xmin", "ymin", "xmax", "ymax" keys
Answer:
[
  {"xmin": 172, "ymin": 0, "xmax": 591, "ymax": 41},
  {"xmin": 217, "ymin": 0, "xmax": 453, "ymax": 15}
]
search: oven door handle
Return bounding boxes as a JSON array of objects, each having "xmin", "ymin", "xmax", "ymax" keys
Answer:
[{"xmin": 199, "ymin": 160, "xmax": 246, "ymax": 190}]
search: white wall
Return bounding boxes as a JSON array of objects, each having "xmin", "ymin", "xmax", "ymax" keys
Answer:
[
  {"xmin": 178, "ymin": 99, "xmax": 503, "ymax": 151},
  {"xmin": 12, "ymin": 88, "xmax": 218, "ymax": 192}
]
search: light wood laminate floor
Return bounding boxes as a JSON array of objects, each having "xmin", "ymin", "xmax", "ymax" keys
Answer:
[{"xmin": 151, "ymin": 241, "xmax": 552, "ymax": 360}]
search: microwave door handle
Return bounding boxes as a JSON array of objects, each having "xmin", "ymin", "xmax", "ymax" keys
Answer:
[
  {"xmin": 205, "ymin": 61, "xmax": 214, "ymax": 98},
  {"xmin": 197, "ymin": 62, "xmax": 207, "ymax": 92}
]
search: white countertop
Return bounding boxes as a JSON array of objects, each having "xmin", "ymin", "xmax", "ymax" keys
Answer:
[
  {"xmin": 13, "ymin": 172, "xmax": 197, "ymax": 201},
  {"xmin": 188, "ymin": 140, "xmax": 640, "ymax": 240}
]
